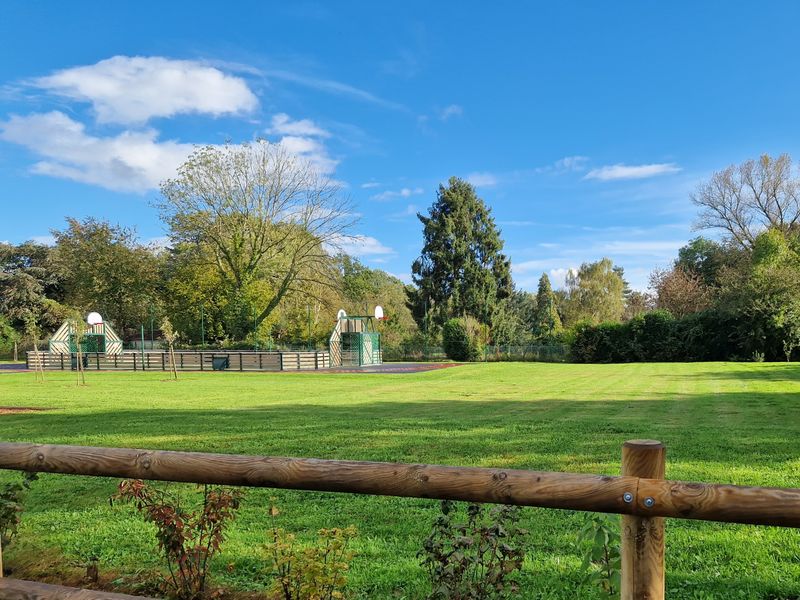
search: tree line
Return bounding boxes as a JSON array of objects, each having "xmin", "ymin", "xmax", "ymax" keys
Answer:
[{"xmin": 2, "ymin": 147, "xmax": 799, "ymax": 363}]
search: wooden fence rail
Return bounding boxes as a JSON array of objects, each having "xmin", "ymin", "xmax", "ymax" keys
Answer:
[{"xmin": 0, "ymin": 440, "xmax": 798, "ymax": 599}]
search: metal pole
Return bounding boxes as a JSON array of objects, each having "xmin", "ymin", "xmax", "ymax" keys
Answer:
[
  {"xmin": 140, "ymin": 325, "xmax": 145, "ymax": 371},
  {"xmin": 423, "ymin": 299, "xmax": 428, "ymax": 361},
  {"xmin": 149, "ymin": 305, "xmax": 154, "ymax": 349},
  {"xmin": 200, "ymin": 305, "xmax": 205, "ymax": 349},
  {"xmin": 307, "ymin": 304, "xmax": 312, "ymax": 351}
]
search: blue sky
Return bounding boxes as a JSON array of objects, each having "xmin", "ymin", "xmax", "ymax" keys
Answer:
[{"xmin": 2, "ymin": 2, "xmax": 800, "ymax": 290}]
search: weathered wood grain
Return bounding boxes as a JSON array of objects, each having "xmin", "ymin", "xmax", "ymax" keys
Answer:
[
  {"xmin": 637, "ymin": 478, "xmax": 800, "ymax": 527},
  {"xmin": 0, "ymin": 443, "xmax": 636, "ymax": 513},
  {"xmin": 621, "ymin": 439, "xmax": 665, "ymax": 600},
  {"xmin": 0, "ymin": 578, "xmax": 159, "ymax": 600},
  {"xmin": 0, "ymin": 442, "xmax": 799, "ymax": 528}
]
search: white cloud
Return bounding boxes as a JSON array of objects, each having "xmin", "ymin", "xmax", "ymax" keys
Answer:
[
  {"xmin": 371, "ymin": 187, "xmax": 423, "ymax": 202},
  {"xmin": 535, "ymin": 155, "xmax": 589, "ymax": 174},
  {"xmin": 267, "ymin": 113, "xmax": 330, "ymax": 138},
  {"xmin": 0, "ymin": 111, "xmax": 194, "ymax": 192},
  {"xmin": 360, "ymin": 181, "xmax": 381, "ymax": 189},
  {"xmin": 33, "ymin": 56, "xmax": 258, "ymax": 124},
  {"xmin": 547, "ymin": 268, "xmax": 576, "ymax": 288},
  {"xmin": 439, "ymin": 104, "xmax": 463, "ymax": 120},
  {"xmin": 584, "ymin": 163, "xmax": 681, "ymax": 181},
  {"xmin": 466, "ymin": 172, "xmax": 497, "ymax": 187},
  {"xmin": 277, "ymin": 135, "xmax": 338, "ymax": 175},
  {"xmin": 328, "ymin": 234, "xmax": 395, "ymax": 257}
]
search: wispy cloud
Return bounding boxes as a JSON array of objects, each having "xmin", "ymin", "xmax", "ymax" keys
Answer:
[
  {"xmin": 535, "ymin": 155, "xmax": 589, "ymax": 174},
  {"xmin": 371, "ymin": 187, "xmax": 424, "ymax": 202},
  {"xmin": 264, "ymin": 69, "xmax": 407, "ymax": 112},
  {"xmin": 466, "ymin": 172, "xmax": 497, "ymax": 187},
  {"xmin": 31, "ymin": 56, "xmax": 258, "ymax": 125},
  {"xmin": 328, "ymin": 234, "xmax": 395, "ymax": 257},
  {"xmin": 267, "ymin": 113, "xmax": 330, "ymax": 138},
  {"xmin": 439, "ymin": 104, "xmax": 463, "ymax": 121},
  {"xmin": 360, "ymin": 181, "xmax": 381, "ymax": 189},
  {"xmin": 584, "ymin": 163, "xmax": 681, "ymax": 181}
]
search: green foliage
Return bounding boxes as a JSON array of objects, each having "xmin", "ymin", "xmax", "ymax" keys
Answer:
[
  {"xmin": 265, "ymin": 503, "xmax": 357, "ymax": 600},
  {"xmin": 0, "ymin": 314, "xmax": 19, "ymax": 355},
  {"xmin": 158, "ymin": 142, "xmax": 351, "ymax": 335},
  {"xmin": 532, "ymin": 274, "xmax": 562, "ymax": 339},
  {"xmin": 577, "ymin": 513, "xmax": 620, "ymax": 596},
  {"xmin": 51, "ymin": 217, "xmax": 163, "ymax": 336},
  {"xmin": 411, "ymin": 177, "xmax": 512, "ymax": 327},
  {"xmin": 0, "ymin": 471, "xmax": 38, "ymax": 547},
  {"xmin": 419, "ymin": 500, "xmax": 526, "ymax": 600},
  {"xmin": 113, "ymin": 480, "xmax": 243, "ymax": 600},
  {"xmin": 562, "ymin": 259, "xmax": 626, "ymax": 327},
  {"xmin": 339, "ymin": 255, "xmax": 418, "ymax": 347},
  {"xmin": 442, "ymin": 317, "xmax": 483, "ymax": 361},
  {"xmin": 676, "ymin": 237, "xmax": 732, "ymax": 287},
  {"xmin": 0, "ymin": 241, "xmax": 66, "ymax": 333}
]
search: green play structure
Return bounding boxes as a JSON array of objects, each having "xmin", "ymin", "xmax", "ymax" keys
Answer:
[{"xmin": 329, "ymin": 309, "xmax": 383, "ymax": 367}]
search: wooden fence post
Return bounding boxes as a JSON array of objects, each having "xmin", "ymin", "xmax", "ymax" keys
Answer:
[{"xmin": 621, "ymin": 439, "xmax": 665, "ymax": 600}]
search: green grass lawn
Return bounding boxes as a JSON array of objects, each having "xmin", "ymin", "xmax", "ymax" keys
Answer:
[{"xmin": 0, "ymin": 362, "xmax": 799, "ymax": 598}]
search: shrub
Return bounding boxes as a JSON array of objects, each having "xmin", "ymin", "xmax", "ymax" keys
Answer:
[
  {"xmin": 577, "ymin": 513, "xmax": 620, "ymax": 597},
  {"xmin": 0, "ymin": 471, "xmax": 38, "ymax": 548},
  {"xmin": 265, "ymin": 503, "xmax": 356, "ymax": 600},
  {"xmin": 442, "ymin": 318, "xmax": 483, "ymax": 361},
  {"xmin": 0, "ymin": 315, "xmax": 19, "ymax": 357},
  {"xmin": 419, "ymin": 500, "xmax": 526, "ymax": 599},
  {"xmin": 112, "ymin": 480, "xmax": 242, "ymax": 600}
]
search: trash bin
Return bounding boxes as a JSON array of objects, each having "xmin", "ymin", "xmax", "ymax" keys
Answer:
[
  {"xmin": 212, "ymin": 356, "xmax": 229, "ymax": 370},
  {"xmin": 70, "ymin": 353, "xmax": 89, "ymax": 370}
]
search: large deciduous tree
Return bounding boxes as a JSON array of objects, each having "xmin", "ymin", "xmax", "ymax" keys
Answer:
[
  {"xmin": 0, "ymin": 241, "xmax": 65, "ymax": 333},
  {"xmin": 562, "ymin": 258, "xmax": 626, "ymax": 326},
  {"xmin": 51, "ymin": 218, "xmax": 162, "ymax": 334},
  {"xmin": 410, "ymin": 177, "xmax": 512, "ymax": 327},
  {"xmin": 649, "ymin": 267, "xmax": 713, "ymax": 318},
  {"xmin": 692, "ymin": 154, "xmax": 800, "ymax": 248},
  {"xmin": 157, "ymin": 142, "xmax": 354, "ymax": 330}
]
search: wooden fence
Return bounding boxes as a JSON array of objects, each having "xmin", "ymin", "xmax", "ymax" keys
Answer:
[
  {"xmin": 0, "ymin": 440, "xmax": 798, "ymax": 599},
  {"xmin": 25, "ymin": 350, "xmax": 331, "ymax": 372}
]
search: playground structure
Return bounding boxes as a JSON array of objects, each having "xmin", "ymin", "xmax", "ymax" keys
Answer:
[
  {"xmin": 48, "ymin": 313, "xmax": 123, "ymax": 355},
  {"xmin": 328, "ymin": 307, "xmax": 384, "ymax": 367}
]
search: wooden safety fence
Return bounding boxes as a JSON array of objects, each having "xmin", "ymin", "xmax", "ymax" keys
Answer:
[{"xmin": 0, "ymin": 440, "xmax": 798, "ymax": 599}]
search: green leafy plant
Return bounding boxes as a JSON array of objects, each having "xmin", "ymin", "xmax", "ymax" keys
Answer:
[
  {"xmin": 0, "ymin": 471, "xmax": 38, "ymax": 547},
  {"xmin": 577, "ymin": 513, "xmax": 621, "ymax": 597},
  {"xmin": 265, "ymin": 502, "xmax": 357, "ymax": 600},
  {"xmin": 419, "ymin": 500, "xmax": 526, "ymax": 599},
  {"xmin": 112, "ymin": 480, "xmax": 242, "ymax": 600},
  {"xmin": 442, "ymin": 318, "xmax": 483, "ymax": 362}
]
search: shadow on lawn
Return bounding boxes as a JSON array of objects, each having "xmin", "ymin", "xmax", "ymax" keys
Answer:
[{"xmin": 0, "ymin": 391, "xmax": 798, "ymax": 477}]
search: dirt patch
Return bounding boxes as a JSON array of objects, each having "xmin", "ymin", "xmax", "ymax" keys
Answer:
[{"xmin": 0, "ymin": 407, "xmax": 49, "ymax": 415}]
